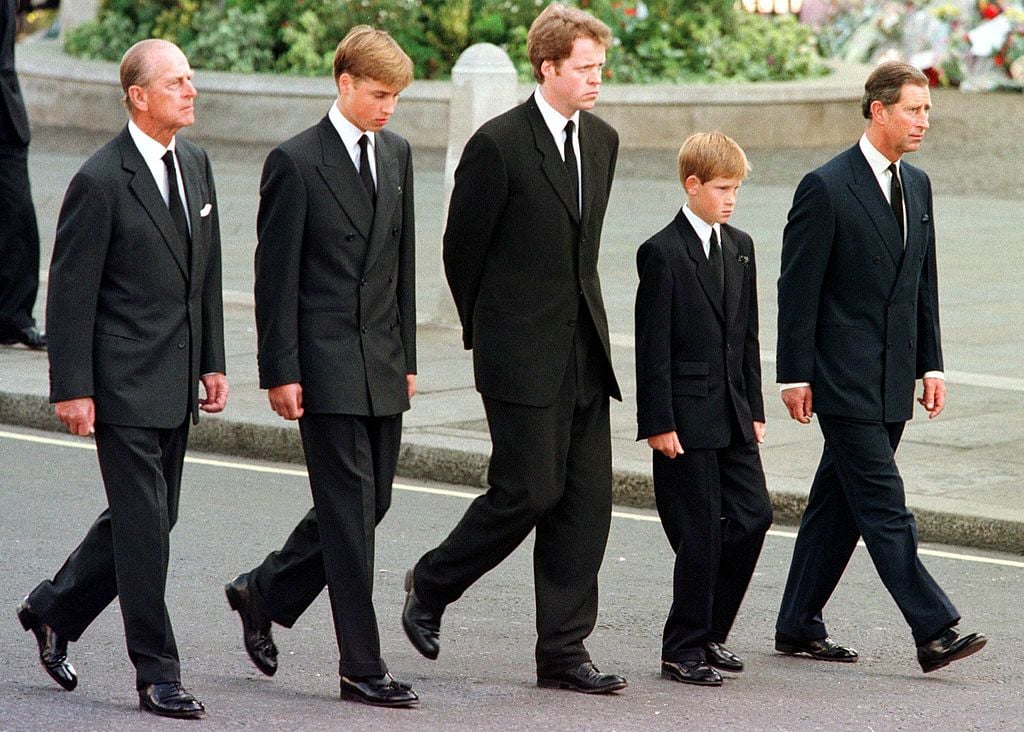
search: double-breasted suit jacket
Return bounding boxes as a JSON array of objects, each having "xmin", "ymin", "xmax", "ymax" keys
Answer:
[
  {"xmin": 255, "ymin": 116, "xmax": 416, "ymax": 416},
  {"xmin": 443, "ymin": 96, "xmax": 620, "ymax": 406},
  {"xmin": 777, "ymin": 144, "xmax": 942, "ymax": 422},
  {"xmin": 47, "ymin": 127, "xmax": 225, "ymax": 424},
  {"xmin": 774, "ymin": 142, "xmax": 958, "ymax": 646},
  {"xmin": 635, "ymin": 211, "xmax": 764, "ymax": 448}
]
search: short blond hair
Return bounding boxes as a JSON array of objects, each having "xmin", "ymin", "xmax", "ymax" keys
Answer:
[
  {"xmin": 527, "ymin": 4, "xmax": 613, "ymax": 84},
  {"xmin": 677, "ymin": 132, "xmax": 750, "ymax": 185},
  {"xmin": 333, "ymin": 25, "xmax": 413, "ymax": 89}
]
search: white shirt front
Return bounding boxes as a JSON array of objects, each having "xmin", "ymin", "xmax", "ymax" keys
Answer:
[
  {"xmin": 534, "ymin": 87, "xmax": 581, "ymax": 211},
  {"xmin": 680, "ymin": 202, "xmax": 720, "ymax": 259},
  {"xmin": 329, "ymin": 102, "xmax": 376, "ymax": 188},
  {"xmin": 128, "ymin": 119, "xmax": 190, "ymax": 233}
]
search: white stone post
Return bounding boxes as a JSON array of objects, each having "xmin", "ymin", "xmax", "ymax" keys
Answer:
[
  {"xmin": 58, "ymin": 0, "xmax": 99, "ymax": 39},
  {"xmin": 433, "ymin": 43, "xmax": 519, "ymax": 325}
]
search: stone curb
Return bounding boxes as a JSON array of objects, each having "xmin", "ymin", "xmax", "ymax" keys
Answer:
[{"xmin": 4, "ymin": 389, "xmax": 1022, "ymax": 555}]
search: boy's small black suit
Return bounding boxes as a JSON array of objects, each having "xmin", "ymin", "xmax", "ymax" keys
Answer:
[{"xmin": 634, "ymin": 210, "xmax": 772, "ymax": 663}]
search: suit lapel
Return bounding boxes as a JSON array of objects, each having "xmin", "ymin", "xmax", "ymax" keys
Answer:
[
  {"xmin": 720, "ymin": 226, "xmax": 742, "ymax": 329},
  {"xmin": 846, "ymin": 146, "xmax": 904, "ymax": 267},
  {"xmin": 362, "ymin": 132, "xmax": 401, "ymax": 275},
  {"xmin": 120, "ymin": 128, "xmax": 189, "ymax": 279},
  {"xmin": 526, "ymin": 99, "xmax": 580, "ymax": 225},
  {"xmin": 178, "ymin": 142, "xmax": 206, "ymax": 287},
  {"xmin": 675, "ymin": 211, "xmax": 724, "ymax": 323},
  {"xmin": 316, "ymin": 117, "xmax": 374, "ymax": 240}
]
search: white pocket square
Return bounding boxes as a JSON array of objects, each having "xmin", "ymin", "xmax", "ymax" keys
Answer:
[{"xmin": 200, "ymin": 203, "xmax": 213, "ymax": 217}]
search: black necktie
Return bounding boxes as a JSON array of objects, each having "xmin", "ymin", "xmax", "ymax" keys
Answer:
[
  {"xmin": 358, "ymin": 134, "xmax": 376, "ymax": 208},
  {"xmin": 707, "ymin": 227, "xmax": 724, "ymax": 305},
  {"xmin": 161, "ymin": 150, "xmax": 190, "ymax": 246},
  {"xmin": 888, "ymin": 162, "xmax": 904, "ymax": 244},
  {"xmin": 563, "ymin": 120, "xmax": 580, "ymax": 214}
]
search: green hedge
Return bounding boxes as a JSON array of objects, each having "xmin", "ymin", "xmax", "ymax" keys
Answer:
[{"xmin": 64, "ymin": 0, "xmax": 827, "ymax": 83}]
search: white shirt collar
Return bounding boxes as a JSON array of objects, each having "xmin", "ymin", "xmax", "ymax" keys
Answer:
[
  {"xmin": 329, "ymin": 101, "xmax": 374, "ymax": 159},
  {"xmin": 534, "ymin": 86, "xmax": 580, "ymax": 147},
  {"xmin": 127, "ymin": 118, "xmax": 175, "ymax": 163},
  {"xmin": 859, "ymin": 133, "xmax": 898, "ymax": 178},
  {"xmin": 681, "ymin": 202, "xmax": 719, "ymax": 255}
]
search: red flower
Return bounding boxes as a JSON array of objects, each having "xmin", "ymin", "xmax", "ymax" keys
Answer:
[
  {"xmin": 995, "ymin": 53, "xmax": 1005, "ymax": 65},
  {"xmin": 923, "ymin": 66, "xmax": 941, "ymax": 86},
  {"xmin": 979, "ymin": 1, "xmax": 1002, "ymax": 20},
  {"xmin": 625, "ymin": 6, "xmax": 637, "ymax": 16}
]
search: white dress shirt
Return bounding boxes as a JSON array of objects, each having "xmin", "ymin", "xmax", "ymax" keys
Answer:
[
  {"xmin": 128, "ymin": 119, "xmax": 190, "ymax": 233},
  {"xmin": 680, "ymin": 202, "xmax": 720, "ymax": 259},
  {"xmin": 534, "ymin": 87, "xmax": 581, "ymax": 211},
  {"xmin": 329, "ymin": 102, "xmax": 376, "ymax": 187}
]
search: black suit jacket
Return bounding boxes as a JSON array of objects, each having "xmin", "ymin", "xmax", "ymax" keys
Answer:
[
  {"xmin": 254, "ymin": 117, "xmax": 416, "ymax": 417},
  {"xmin": 635, "ymin": 211, "xmax": 764, "ymax": 449},
  {"xmin": 47, "ymin": 126, "xmax": 226, "ymax": 427},
  {"xmin": 0, "ymin": 0, "xmax": 30, "ymax": 146},
  {"xmin": 443, "ymin": 96, "xmax": 619, "ymax": 407},
  {"xmin": 777, "ymin": 144, "xmax": 942, "ymax": 423}
]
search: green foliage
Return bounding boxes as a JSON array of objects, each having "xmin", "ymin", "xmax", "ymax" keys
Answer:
[{"xmin": 63, "ymin": 0, "xmax": 827, "ymax": 83}]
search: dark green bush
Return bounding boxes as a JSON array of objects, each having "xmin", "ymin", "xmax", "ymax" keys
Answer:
[{"xmin": 64, "ymin": 0, "xmax": 827, "ymax": 83}]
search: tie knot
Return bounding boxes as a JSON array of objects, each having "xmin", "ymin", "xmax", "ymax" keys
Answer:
[
  {"xmin": 162, "ymin": 150, "xmax": 176, "ymax": 171},
  {"xmin": 888, "ymin": 162, "xmax": 898, "ymax": 177},
  {"xmin": 564, "ymin": 120, "xmax": 575, "ymax": 137},
  {"xmin": 358, "ymin": 134, "xmax": 370, "ymax": 151}
]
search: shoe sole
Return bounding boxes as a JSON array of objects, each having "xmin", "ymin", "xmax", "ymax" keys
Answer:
[
  {"xmin": 139, "ymin": 700, "xmax": 206, "ymax": 719},
  {"xmin": 339, "ymin": 688, "xmax": 419, "ymax": 708},
  {"xmin": 660, "ymin": 670, "xmax": 722, "ymax": 687},
  {"xmin": 920, "ymin": 636, "xmax": 988, "ymax": 673},
  {"xmin": 775, "ymin": 642, "xmax": 858, "ymax": 662},
  {"xmin": 537, "ymin": 678, "xmax": 629, "ymax": 693}
]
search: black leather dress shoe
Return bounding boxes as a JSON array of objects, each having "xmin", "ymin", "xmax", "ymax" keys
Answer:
[
  {"xmin": 16, "ymin": 600, "xmax": 77, "ymax": 691},
  {"xmin": 1, "ymin": 326, "xmax": 47, "ymax": 349},
  {"xmin": 538, "ymin": 662, "xmax": 628, "ymax": 694},
  {"xmin": 917, "ymin": 626, "xmax": 987, "ymax": 673},
  {"xmin": 225, "ymin": 573, "xmax": 278, "ymax": 676},
  {"xmin": 402, "ymin": 569, "xmax": 441, "ymax": 660},
  {"xmin": 339, "ymin": 673, "xmax": 418, "ymax": 707},
  {"xmin": 703, "ymin": 642, "xmax": 744, "ymax": 673},
  {"xmin": 138, "ymin": 682, "xmax": 205, "ymax": 719},
  {"xmin": 775, "ymin": 632, "xmax": 858, "ymax": 662},
  {"xmin": 661, "ymin": 660, "xmax": 723, "ymax": 686}
]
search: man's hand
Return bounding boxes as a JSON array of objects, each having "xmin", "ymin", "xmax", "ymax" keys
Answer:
[
  {"xmin": 55, "ymin": 397, "xmax": 95, "ymax": 436},
  {"xmin": 407, "ymin": 374, "xmax": 417, "ymax": 401},
  {"xmin": 268, "ymin": 382, "xmax": 303, "ymax": 420},
  {"xmin": 647, "ymin": 431, "xmax": 684, "ymax": 458},
  {"xmin": 782, "ymin": 386, "xmax": 814, "ymax": 424},
  {"xmin": 753, "ymin": 421, "xmax": 767, "ymax": 443},
  {"xmin": 199, "ymin": 372, "xmax": 229, "ymax": 413},
  {"xmin": 919, "ymin": 377, "xmax": 946, "ymax": 419}
]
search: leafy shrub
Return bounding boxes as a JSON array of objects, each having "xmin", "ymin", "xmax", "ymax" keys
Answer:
[{"xmin": 64, "ymin": 0, "xmax": 827, "ymax": 83}]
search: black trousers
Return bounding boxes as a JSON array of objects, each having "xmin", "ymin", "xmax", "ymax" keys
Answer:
[
  {"xmin": 0, "ymin": 142, "xmax": 41, "ymax": 335},
  {"xmin": 653, "ymin": 436, "xmax": 771, "ymax": 663},
  {"xmin": 776, "ymin": 415, "xmax": 959, "ymax": 645},
  {"xmin": 414, "ymin": 317, "xmax": 613, "ymax": 676},
  {"xmin": 27, "ymin": 420, "xmax": 189, "ymax": 687},
  {"xmin": 250, "ymin": 412, "xmax": 401, "ymax": 677}
]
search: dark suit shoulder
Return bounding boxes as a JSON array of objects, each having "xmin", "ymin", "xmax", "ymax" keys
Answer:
[
  {"xmin": 273, "ymin": 123, "xmax": 323, "ymax": 159},
  {"xmin": 580, "ymin": 109, "xmax": 618, "ymax": 145},
  {"xmin": 721, "ymin": 222, "xmax": 754, "ymax": 251}
]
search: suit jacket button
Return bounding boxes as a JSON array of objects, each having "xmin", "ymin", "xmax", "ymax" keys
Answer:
[
  {"xmin": 567, "ymin": 319, "xmax": 576, "ymax": 327},
  {"xmin": 345, "ymin": 234, "xmax": 356, "ymax": 242},
  {"xmin": 392, "ymin": 227, "xmax": 399, "ymax": 236},
  {"xmin": 360, "ymin": 279, "xmax": 367, "ymax": 287},
  {"xmin": 177, "ymin": 341, "xmax": 186, "ymax": 349},
  {"xmin": 361, "ymin": 326, "xmax": 368, "ymax": 334},
  {"xmin": 873, "ymin": 255, "xmax": 881, "ymax": 264}
]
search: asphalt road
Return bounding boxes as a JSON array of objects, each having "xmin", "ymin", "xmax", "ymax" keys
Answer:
[{"xmin": 2, "ymin": 424, "xmax": 1022, "ymax": 731}]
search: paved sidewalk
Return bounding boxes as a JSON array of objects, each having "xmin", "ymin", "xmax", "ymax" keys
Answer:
[{"xmin": 1, "ymin": 87, "xmax": 1022, "ymax": 551}]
